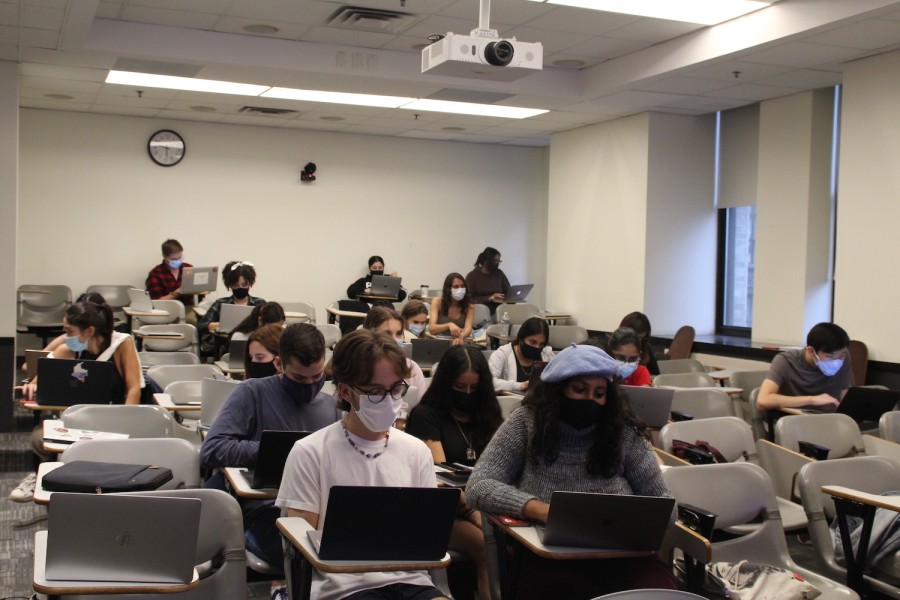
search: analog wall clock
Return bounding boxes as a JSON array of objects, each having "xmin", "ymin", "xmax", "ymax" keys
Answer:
[{"xmin": 148, "ymin": 129, "xmax": 185, "ymax": 167}]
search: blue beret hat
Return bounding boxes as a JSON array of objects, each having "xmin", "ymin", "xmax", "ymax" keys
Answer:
[{"xmin": 540, "ymin": 343, "xmax": 619, "ymax": 383}]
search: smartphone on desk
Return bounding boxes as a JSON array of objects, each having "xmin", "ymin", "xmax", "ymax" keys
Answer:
[{"xmin": 497, "ymin": 515, "xmax": 530, "ymax": 527}]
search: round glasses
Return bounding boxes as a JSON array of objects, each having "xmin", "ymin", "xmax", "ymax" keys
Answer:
[{"xmin": 353, "ymin": 381, "xmax": 409, "ymax": 403}]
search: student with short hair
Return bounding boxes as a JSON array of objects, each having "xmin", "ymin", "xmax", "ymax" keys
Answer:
[
  {"xmin": 488, "ymin": 316, "xmax": 555, "ymax": 392},
  {"xmin": 606, "ymin": 327, "xmax": 652, "ymax": 387},
  {"xmin": 430, "ymin": 272, "xmax": 474, "ymax": 345},
  {"xmin": 201, "ymin": 323, "xmax": 339, "ymax": 579},
  {"xmin": 756, "ymin": 322, "xmax": 854, "ymax": 412},
  {"xmin": 276, "ymin": 330, "xmax": 448, "ymax": 600},
  {"xmin": 464, "ymin": 247, "xmax": 511, "ymax": 316}
]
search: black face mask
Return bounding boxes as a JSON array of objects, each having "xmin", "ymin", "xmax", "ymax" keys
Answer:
[
  {"xmin": 520, "ymin": 343, "xmax": 544, "ymax": 361},
  {"xmin": 450, "ymin": 390, "xmax": 478, "ymax": 413},
  {"xmin": 370, "ymin": 270, "xmax": 383, "ymax": 278},
  {"xmin": 281, "ymin": 373, "xmax": 325, "ymax": 404},
  {"xmin": 558, "ymin": 396, "xmax": 603, "ymax": 429},
  {"xmin": 487, "ymin": 261, "xmax": 500, "ymax": 273},
  {"xmin": 246, "ymin": 360, "xmax": 278, "ymax": 379},
  {"xmin": 232, "ymin": 287, "xmax": 250, "ymax": 300}
]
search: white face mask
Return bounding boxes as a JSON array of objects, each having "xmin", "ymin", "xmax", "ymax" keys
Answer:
[
  {"xmin": 353, "ymin": 391, "xmax": 404, "ymax": 432},
  {"xmin": 451, "ymin": 287, "xmax": 466, "ymax": 301}
]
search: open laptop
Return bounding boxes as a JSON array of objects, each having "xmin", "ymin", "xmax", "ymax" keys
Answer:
[
  {"xmin": 180, "ymin": 266, "xmax": 218, "ymax": 294},
  {"xmin": 241, "ymin": 430, "xmax": 311, "ymax": 489},
  {"xmin": 621, "ymin": 385, "xmax": 676, "ymax": 428},
  {"xmin": 217, "ymin": 303, "xmax": 254, "ymax": 334},
  {"xmin": 37, "ymin": 358, "xmax": 115, "ymax": 406},
  {"xmin": 45, "ymin": 492, "xmax": 201, "ymax": 583},
  {"xmin": 538, "ymin": 491, "xmax": 675, "ymax": 550},
  {"xmin": 411, "ymin": 338, "xmax": 453, "ymax": 369},
  {"xmin": 307, "ymin": 486, "xmax": 459, "ymax": 560},
  {"xmin": 368, "ymin": 275, "xmax": 402, "ymax": 298},
  {"xmin": 127, "ymin": 288, "xmax": 156, "ymax": 313},
  {"xmin": 504, "ymin": 284, "xmax": 534, "ymax": 303},
  {"xmin": 226, "ymin": 338, "xmax": 247, "ymax": 369},
  {"xmin": 835, "ymin": 387, "xmax": 900, "ymax": 423}
]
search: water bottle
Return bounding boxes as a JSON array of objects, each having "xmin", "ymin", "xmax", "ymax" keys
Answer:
[{"xmin": 501, "ymin": 311, "xmax": 510, "ymax": 325}]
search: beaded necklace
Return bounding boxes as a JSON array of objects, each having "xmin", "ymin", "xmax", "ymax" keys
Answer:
[{"xmin": 342, "ymin": 419, "xmax": 389, "ymax": 459}]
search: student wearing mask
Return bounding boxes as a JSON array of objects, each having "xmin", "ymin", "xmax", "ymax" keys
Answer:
[
  {"xmin": 407, "ymin": 346, "xmax": 502, "ymax": 600},
  {"xmin": 347, "ymin": 255, "xmax": 407, "ymax": 307},
  {"xmin": 231, "ymin": 301, "xmax": 286, "ymax": 340},
  {"xmin": 145, "ymin": 239, "xmax": 200, "ymax": 324},
  {"xmin": 276, "ymin": 329, "xmax": 448, "ymax": 600},
  {"xmin": 489, "ymin": 317, "xmax": 555, "ymax": 392},
  {"xmin": 201, "ymin": 323, "xmax": 339, "ymax": 591},
  {"xmin": 605, "ymin": 327, "xmax": 652, "ymax": 387},
  {"xmin": 362, "ymin": 307, "xmax": 426, "ymax": 393},
  {"xmin": 197, "ymin": 261, "xmax": 266, "ymax": 351},
  {"xmin": 465, "ymin": 247, "xmax": 511, "ymax": 316},
  {"xmin": 401, "ymin": 299, "xmax": 431, "ymax": 341},
  {"xmin": 243, "ymin": 323, "xmax": 284, "ymax": 379},
  {"xmin": 430, "ymin": 273, "xmax": 474, "ymax": 345},
  {"xmin": 619, "ymin": 312, "xmax": 659, "ymax": 376}
]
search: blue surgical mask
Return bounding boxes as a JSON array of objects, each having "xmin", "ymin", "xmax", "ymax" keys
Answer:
[
  {"xmin": 281, "ymin": 373, "xmax": 325, "ymax": 404},
  {"xmin": 395, "ymin": 337, "xmax": 405, "ymax": 347},
  {"xmin": 166, "ymin": 259, "xmax": 182, "ymax": 269},
  {"xmin": 617, "ymin": 361, "xmax": 638, "ymax": 380},
  {"xmin": 409, "ymin": 323, "xmax": 426, "ymax": 336},
  {"xmin": 65, "ymin": 335, "xmax": 89, "ymax": 353},
  {"xmin": 815, "ymin": 354, "xmax": 844, "ymax": 377}
]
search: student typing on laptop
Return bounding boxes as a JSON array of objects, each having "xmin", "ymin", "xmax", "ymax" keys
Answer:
[
  {"xmin": 145, "ymin": 238, "xmax": 198, "ymax": 323},
  {"xmin": 464, "ymin": 246, "xmax": 511, "ymax": 317},
  {"xmin": 276, "ymin": 330, "xmax": 449, "ymax": 600},
  {"xmin": 755, "ymin": 322, "xmax": 854, "ymax": 414},
  {"xmin": 346, "ymin": 255, "xmax": 407, "ymax": 307},
  {"xmin": 466, "ymin": 344, "xmax": 677, "ymax": 599},
  {"xmin": 196, "ymin": 261, "xmax": 265, "ymax": 353},
  {"xmin": 201, "ymin": 324, "xmax": 339, "ymax": 599}
]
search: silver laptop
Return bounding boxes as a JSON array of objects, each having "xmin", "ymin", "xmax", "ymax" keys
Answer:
[
  {"xmin": 218, "ymin": 303, "xmax": 254, "ymax": 334},
  {"xmin": 621, "ymin": 385, "xmax": 675, "ymax": 428},
  {"xmin": 45, "ymin": 493, "xmax": 201, "ymax": 583},
  {"xmin": 369, "ymin": 275, "xmax": 402, "ymax": 298},
  {"xmin": 539, "ymin": 491, "xmax": 675, "ymax": 550},
  {"xmin": 127, "ymin": 288, "xmax": 154, "ymax": 312},
  {"xmin": 180, "ymin": 266, "xmax": 219, "ymax": 294},
  {"xmin": 505, "ymin": 284, "xmax": 534, "ymax": 302},
  {"xmin": 228, "ymin": 338, "xmax": 247, "ymax": 369}
]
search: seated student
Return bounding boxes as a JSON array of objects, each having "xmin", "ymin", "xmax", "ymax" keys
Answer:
[
  {"xmin": 464, "ymin": 247, "xmax": 511, "ymax": 317},
  {"xmin": 197, "ymin": 261, "xmax": 266, "ymax": 351},
  {"xmin": 347, "ymin": 255, "xmax": 407, "ymax": 307},
  {"xmin": 407, "ymin": 346, "xmax": 502, "ymax": 600},
  {"xmin": 243, "ymin": 323, "xmax": 284, "ymax": 379},
  {"xmin": 606, "ymin": 327, "xmax": 652, "ymax": 387},
  {"xmin": 430, "ymin": 273, "xmax": 474, "ymax": 346},
  {"xmin": 201, "ymin": 323, "xmax": 339, "ymax": 598},
  {"xmin": 230, "ymin": 301, "xmax": 286, "ymax": 341},
  {"xmin": 145, "ymin": 238, "xmax": 198, "ymax": 323},
  {"xmin": 11, "ymin": 300, "xmax": 145, "ymax": 503},
  {"xmin": 20, "ymin": 291, "xmax": 107, "ymax": 376},
  {"xmin": 489, "ymin": 317, "xmax": 555, "ymax": 392},
  {"xmin": 619, "ymin": 311, "xmax": 659, "ymax": 376},
  {"xmin": 276, "ymin": 329, "xmax": 448, "ymax": 600},
  {"xmin": 196, "ymin": 259, "xmax": 238, "ymax": 312},
  {"xmin": 362, "ymin": 307, "xmax": 426, "ymax": 392},
  {"xmin": 756, "ymin": 322, "xmax": 854, "ymax": 413},
  {"xmin": 401, "ymin": 299, "xmax": 431, "ymax": 342},
  {"xmin": 465, "ymin": 344, "xmax": 676, "ymax": 600}
]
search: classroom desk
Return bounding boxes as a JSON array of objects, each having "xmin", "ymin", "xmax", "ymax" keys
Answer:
[
  {"xmin": 708, "ymin": 369, "xmax": 734, "ymax": 385},
  {"xmin": 192, "ymin": 305, "xmax": 208, "ymax": 319},
  {"xmin": 538, "ymin": 312, "xmax": 571, "ymax": 325},
  {"xmin": 33, "ymin": 462, "xmax": 63, "ymax": 505},
  {"xmin": 277, "ymin": 516, "xmax": 451, "ymax": 600},
  {"xmin": 656, "ymin": 385, "xmax": 743, "ymax": 396},
  {"xmin": 213, "ymin": 359, "xmax": 245, "ymax": 378},
  {"xmin": 821, "ymin": 485, "xmax": 900, "ymax": 593},
  {"xmin": 33, "ymin": 531, "xmax": 199, "ymax": 598},
  {"xmin": 122, "ymin": 307, "xmax": 172, "ymax": 332},
  {"xmin": 357, "ymin": 294, "xmax": 398, "ymax": 302},
  {"xmin": 132, "ymin": 328, "xmax": 184, "ymax": 352},
  {"xmin": 326, "ymin": 305, "xmax": 367, "ymax": 319},
  {"xmin": 284, "ymin": 311, "xmax": 308, "ymax": 321},
  {"xmin": 223, "ymin": 466, "xmax": 277, "ymax": 500},
  {"xmin": 153, "ymin": 393, "xmax": 202, "ymax": 412}
]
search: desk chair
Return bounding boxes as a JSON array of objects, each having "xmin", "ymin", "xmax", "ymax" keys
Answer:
[
  {"xmin": 495, "ymin": 303, "xmax": 539, "ymax": 325},
  {"xmin": 134, "ymin": 299, "xmax": 186, "ymax": 326},
  {"xmin": 85, "ymin": 284, "xmax": 132, "ymax": 325},
  {"xmin": 848, "ymin": 340, "xmax": 869, "ymax": 387},
  {"xmin": 327, "ymin": 300, "xmax": 369, "ymax": 335},
  {"xmin": 880, "ymin": 411, "xmax": 900, "ymax": 443},
  {"xmin": 279, "ymin": 301, "xmax": 316, "ymax": 325},
  {"xmin": 593, "ymin": 591, "xmax": 705, "ymax": 599},
  {"xmin": 315, "ymin": 323, "xmax": 341, "ymax": 350},
  {"xmin": 61, "ymin": 404, "xmax": 174, "ymax": 438},
  {"xmin": 774, "ymin": 414, "xmax": 865, "ymax": 459},
  {"xmin": 139, "ymin": 351, "xmax": 201, "ymax": 369},
  {"xmin": 473, "ymin": 304, "xmax": 491, "ymax": 330},
  {"xmin": 663, "ymin": 462, "xmax": 858, "ymax": 600},
  {"xmin": 199, "ymin": 377, "xmax": 239, "ymax": 432},
  {"xmin": 147, "ymin": 364, "xmax": 223, "ymax": 391},
  {"xmin": 547, "ymin": 325, "xmax": 588, "ymax": 350},
  {"xmin": 729, "ymin": 370, "xmax": 768, "ymax": 423},
  {"xmin": 485, "ymin": 324, "xmax": 510, "ymax": 350},
  {"xmin": 797, "ymin": 457, "xmax": 900, "ymax": 597},
  {"xmin": 60, "ymin": 438, "xmax": 200, "ymax": 489},
  {"xmin": 165, "ymin": 381, "xmax": 203, "ymax": 406},
  {"xmin": 665, "ymin": 325, "xmax": 695, "ymax": 360},
  {"xmin": 17, "ymin": 284, "xmax": 72, "ymax": 346},
  {"xmin": 653, "ymin": 372, "xmax": 716, "ymax": 389},
  {"xmin": 138, "ymin": 323, "xmax": 199, "ymax": 355},
  {"xmin": 747, "ymin": 387, "xmax": 769, "ymax": 440},
  {"xmin": 497, "ymin": 394, "xmax": 523, "ymax": 421},
  {"xmin": 671, "ymin": 388, "xmax": 735, "ymax": 420},
  {"xmin": 657, "ymin": 358, "xmax": 706, "ymax": 375}
]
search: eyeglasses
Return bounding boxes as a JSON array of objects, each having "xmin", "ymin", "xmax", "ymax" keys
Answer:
[
  {"xmin": 612, "ymin": 354, "xmax": 640, "ymax": 364},
  {"xmin": 353, "ymin": 381, "xmax": 409, "ymax": 403}
]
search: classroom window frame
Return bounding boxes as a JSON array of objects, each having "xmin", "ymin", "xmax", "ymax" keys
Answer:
[{"xmin": 715, "ymin": 205, "xmax": 756, "ymax": 337}]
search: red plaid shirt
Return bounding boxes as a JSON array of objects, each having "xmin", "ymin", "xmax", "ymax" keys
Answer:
[{"xmin": 145, "ymin": 262, "xmax": 195, "ymax": 305}]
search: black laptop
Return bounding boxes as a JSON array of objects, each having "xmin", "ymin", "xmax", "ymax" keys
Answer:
[
  {"xmin": 37, "ymin": 358, "xmax": 115, "ymax": 406},
  {"xmin": 308, "ymin": 486, "xmax": 460, "ymax": 560},
  {"xmin": 241, "ymin": 430, "xmax": 310, "ymax": 489},
  {"xmin": 836, "ymin": 387, "xmax": 900, "ymax": 423},
  {"xmin": 538, "ymin": 492, "xmax": 675, "ymax": 550}
]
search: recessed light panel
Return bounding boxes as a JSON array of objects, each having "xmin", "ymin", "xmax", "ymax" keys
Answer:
[{"xmin": 106, "ymin": 71, "xmax": 268, "ymax": 96}]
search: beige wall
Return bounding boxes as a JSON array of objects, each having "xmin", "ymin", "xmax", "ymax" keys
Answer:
[{"xmin": 0, "ymin": 62, "xmax": 17, "ymax": 336}]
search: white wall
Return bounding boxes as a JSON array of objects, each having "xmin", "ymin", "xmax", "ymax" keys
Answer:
[
  {"xmin": 835, "ymin": 50, "xmax": 900, "ymax": 363},
  {"xmin": 16, "ymin": 110, "xmax": 548, "ymax": 338},
  {"xmin": 0, "ymin": 62, "xmax": 17, "ymax": 336}
]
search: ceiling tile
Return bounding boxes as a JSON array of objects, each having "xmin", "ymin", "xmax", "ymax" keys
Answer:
[
  {"xmin": 0, "ymin": 3, "xmax": 18, "ymax": 27},
  {"xmin": 21, "ymin": 99, "xmax": 92, "ymax": 111},
  {"xmin": 401, "ymin": 15, "xmax": 479, "ymax": 40},
  {"xmin": 523, "ymin": 7, "xmax": 639, "ymax": 36},
  {"xmin": 756, "ymin": 68, "xmax": 842, "ymax": 89},
  {"xmin": 436, "ymin": 0, "xmax": 551, "ymax": 27},
  {"xmin": 93, "ymin": 105, "xmax": 163, "ymax": 117},
  {"xmin": 21, "ymin": 63, "xmax": 107, "ymax": 81},
  {"xmin": 301, "ymin": 25, "xmax": 395, "ymax": 47},
  {"xmin": 22, "ymin": 5, "xmax": 64, "ymax": 30},
  {"xmin": 0, "ymin": 42, "xmax": 14, "ymax": 59},
  {"xmin": 120, "ymin": 6, "xmax": 220, "ymax": 29},
  {"xmin": 500, "ymin": 136, "xmax": 549, "ymax": 147},
  {"xmin": 604, "ymin": 18, "xmax": 702, "ymax": 44},
  {"xmin": 19, "ymin": 26, "xmax": 59, "ymax": 49},
  {"xmin": 560, "ymin": 35, "xmax": 649, "ymax": 60},
  {"xmin": 685, "ymin": 60, "xmax": 791, "ymax": 82},
  {"xmin": 96, "ymin": 2, "xmax": 124, "ymax": 19},
  {"xmin": 739, "ymin": 41, "xmax": 865, "ymax": 69},
  {"xmin": 0, "ymin": 24, "xmax": 18, "ymax": 44},
  {"xmin": 503, "ymin": 26, "xmax": 589, "ymax": 53},
  {"xmin": 634, "ymin": 75, "xmax": 734, "ymax": 95},
  {"xmin": 708, "ymin": 82, "xmax": 803, "ymax": 101},
  {"xmin": 127, "ymin": 0, "xmax": 232, "ymax": 13},
  {"xmin": 803, "ymin": 19, "xmax": 900, "ymax": 51},
  {"xmin": 658, "ymin": 95, "xmax": 750, "ymax": 112}
]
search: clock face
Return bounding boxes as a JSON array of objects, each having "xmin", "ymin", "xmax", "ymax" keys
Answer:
[{"xmin": 148, "ymin": 130, "xmax": 185, "ymax": 167}]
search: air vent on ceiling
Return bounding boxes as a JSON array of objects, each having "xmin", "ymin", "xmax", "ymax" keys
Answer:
[
  {"xmin": 324, "ymin": 6, "xmax": 421, "ymax": 34},
  {"xmin": 239, "ymin": 106, "xmax": 299, "ymax": 116}
]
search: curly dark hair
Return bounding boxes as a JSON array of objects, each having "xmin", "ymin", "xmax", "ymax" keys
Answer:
[{"xmin": 522, "ymin": 379, "xmax": 647, "ymax": 477}]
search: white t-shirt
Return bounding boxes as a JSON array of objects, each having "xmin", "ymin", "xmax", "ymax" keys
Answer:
[{"xmin": 276, "ymin": 421, "xmax": 438, "ymax": 600}]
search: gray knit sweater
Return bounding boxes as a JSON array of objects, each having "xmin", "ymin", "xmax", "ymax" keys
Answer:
[{"xmin": 465, "ymin": 406, "xmax": 671, "ymax": 517}]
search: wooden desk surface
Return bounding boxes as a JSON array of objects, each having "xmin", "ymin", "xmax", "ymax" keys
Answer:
[
  {"xmin": 153, "ymin": 393, "xmax": 202, "ymax": 412},
  {"xmin": 32, "ymin": 531, "xmax": 199, "ymax": 595},
  {"xmin": 22, "ymin": 402, "xmax": 69, "ymax": 412},
  {"xmin": 223, "ymin": 467, "xmax": 277, "ymax": 499},
  {"xmin": 486, "ymin": 515, "xmax": 653, "ymax": 560},
  {"xmin": 358, "ymin": 294, "xmax": 398, "ymax": 301},
  {"xmin": 192, "ymin": 305, "xmax": 208, "ymax": 318},
  {"xmin": 326, "ymin": 306, "xmax": 367, "ymax": 319},
  {"xmin": 277, "ymin": 517, "xmax": 451, "ymax": 573},
  {"xmin": 822, "ymin": 485, "xmax": 900, "ymax": 512},
  {"xmin": 657, "ymin": 385, "xmax": 743, "ymax": 395},
  {"xmin": 284, "ymin": 311, "xmax": 308, "ymax": 320},
  {"xmin": 132, "ymin": 331, "xmax": 185, "ymax": 341},
  {"xmin": 33, "ymin": 462, "xmax": 63, "ymax": 505},
  {"xmin": 123, "ymin": 307, "xmax": 172, "ymax": 317}
]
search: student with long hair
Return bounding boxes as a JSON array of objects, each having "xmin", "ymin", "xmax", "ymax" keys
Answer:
[
  {"xmin": 407, "ymin": 345, "xmax": 502, "ymax": 600},
  {"xmin": 605, "ymin": 326, "xmax": 652, "ymax": 387},
  {"xmin": 429, "ymin": 272, "xmax": 474, "ymax": 345},
  {"xmin": 231, "ymin": 301, "xmax": 286, "ymax": 339},
  {"xmin": 489, "ymin": 316, "xmax": 555, "ymax": 392},
  {"xmin": 401, "ymin": 299, "xmax": 431, "ymax": 341},
  {"xmin": 464, "ymin": 246, "xmax": 511, "ymax": 316},
  {"xmin": 619, "ymin": 311, "xmax": 659, "ymax": 376},
  {"xmin": 362, "ymin": 307, "xmax": 426, "ymax": 393}
]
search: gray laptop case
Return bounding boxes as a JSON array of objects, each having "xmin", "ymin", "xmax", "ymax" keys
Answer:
[
  {"xmin": 621, "ymin": 385, "xmax": 675, "ymax": 428},
  {"xmin": 539, "ymin": 491, "xmax": 675, "ymax": 550},
  {"xmin": 179, "ymin": 266, "xmax": 219, "ymax": 294},
  {"xmin": 45, "ymin": 493, "xmax": 201, "ymax": 583},
  {"xmin": 368, "ymin": 275, "xmax": 402, "ymax": 298}
]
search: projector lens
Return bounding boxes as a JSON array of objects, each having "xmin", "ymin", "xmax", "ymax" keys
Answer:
[{"xmin": 484, "ymin": 40, "xmax": 514, "ymax": 66}]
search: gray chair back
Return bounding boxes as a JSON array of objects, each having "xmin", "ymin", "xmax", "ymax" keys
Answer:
[
  {"xmin": 547, "ymin": 325, "xmax": 588, "ymax": 350},
  {"xmin": 85, "ymin": 284, "xmax": 132, "ymax": 310},
  {"xmin": 880, "ymin": 410, "xmax": 900, "ymax": 443},
  {"xmin": 653, "ymin": 372, "xmax": 715, "ymax": 389},
  {"xmin": 671, "ymin": 388, "xmax": 735, "ymax": 420},
  {"xmin": 473, "ymin": 304, "xmax": 491, "ymax": 330},
  {"xmin": 657, "ymin": 358, "xmax": 706, "ymax": 375},
  {"xmin": 279, "ymin": 301, "xmax": 316, "ymax": 324},
  {"xmin": 659, "ymin": 416, "xmax": 755, "ymax": 462},
  {"xmin": 200, "ymin": 377, "xmax": 240, "ymax": 430},
  {"xmin": 17, "ymin": 284, "xmax": 72, "ymax": 328},
  {"xmin": 496, "ymin": 303, "xmax": 540, "ymax": 325},
  {"xmin": 730, "ymin": 370, "xmax": 769, "ymax": 404},
  {"xmin": 165, "ymin": 380, "xmax": 204, "ymax": 405},
  {"xmin": 61, "ymin": 404, "xmax": 174, "ymax": 438},
  {"xmin": 147, "ymin": 364, "xmax": 223, "ymax": 390},
  {"xmin": 139, "ymin": 351, "xmax": 201, "ymax": 369},
  {"xmin": 138, "ymin": 323, "xmax": 199, "ymax": 354},
  {"xmin": 62, "ymin": 438, "xmax": 200, "ymax": 489},
  {"xmin": 774, "ymin": 413, "xmax": 865, "ymax": 459},
  {"xmin": 316, "ymin": 323, "xmax": 342, "ymax": 349}
]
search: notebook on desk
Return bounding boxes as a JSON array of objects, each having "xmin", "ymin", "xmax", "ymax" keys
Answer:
[
  {"xmin": 37, "ymin": 358, "xmax": 115, "ymax": 406},
  {"xmin": 538, "ymin": 491, "xmax": 675, "ymax": 550},
  {"xmin": 411, "ymin": 339, "xmax": 453, "ymax": 369},
  {"xmin": 368, "ymin": 275, "xmax": 402, "ymax": 298},
  {"xmin": 834, "ymin": 387, "xmax": 900, "ymax": 423},
  {"xmin": 180, "ymin": 266, "xmax": 218, "ymax": 294},
  {"xmin": 241, "ymin": 430, "xmax": 311, "ymax": 489},
  {"xmin": 505, "ymin": 284, "xmax": 534, "ymax": 302},
  {"xmin": 45, "ymin": 493, "xmax": 200, "ymax": 583},
  {"xmin": 217, "ymin": 303, "xmax": 254, "ymax": 334},
  {"xmin": 307, "ymin": 486, "xmax": 459, "ymax": 560},
  {"xmin": 621, "ymin": 386, "xmax": 675, "ymax": 428}
]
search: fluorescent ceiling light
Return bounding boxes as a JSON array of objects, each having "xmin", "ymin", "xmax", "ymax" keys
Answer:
[
  {"xmin": 106, "ymin": 70, "xmax": 268, "ymax": 96},
  {"xmin": 262, "ymin": 87, "xmax": 414, "ymax": 108},
  {"xmin": 399, "ymin": 99, "xmax": 548, "ymax": 119},
  {"xmin": 528, "ymin": 0, "xmax": 773, "ymax": 25}
]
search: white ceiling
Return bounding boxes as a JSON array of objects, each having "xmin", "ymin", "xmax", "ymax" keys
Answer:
[{"xmin": 3, "ymin": 0, "xmax": 900, "ymax": 146}]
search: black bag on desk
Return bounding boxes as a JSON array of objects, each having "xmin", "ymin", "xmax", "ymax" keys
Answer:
[{"xmin": 43, "ymin": 460, "xmax": 173, "ymax": 493}]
